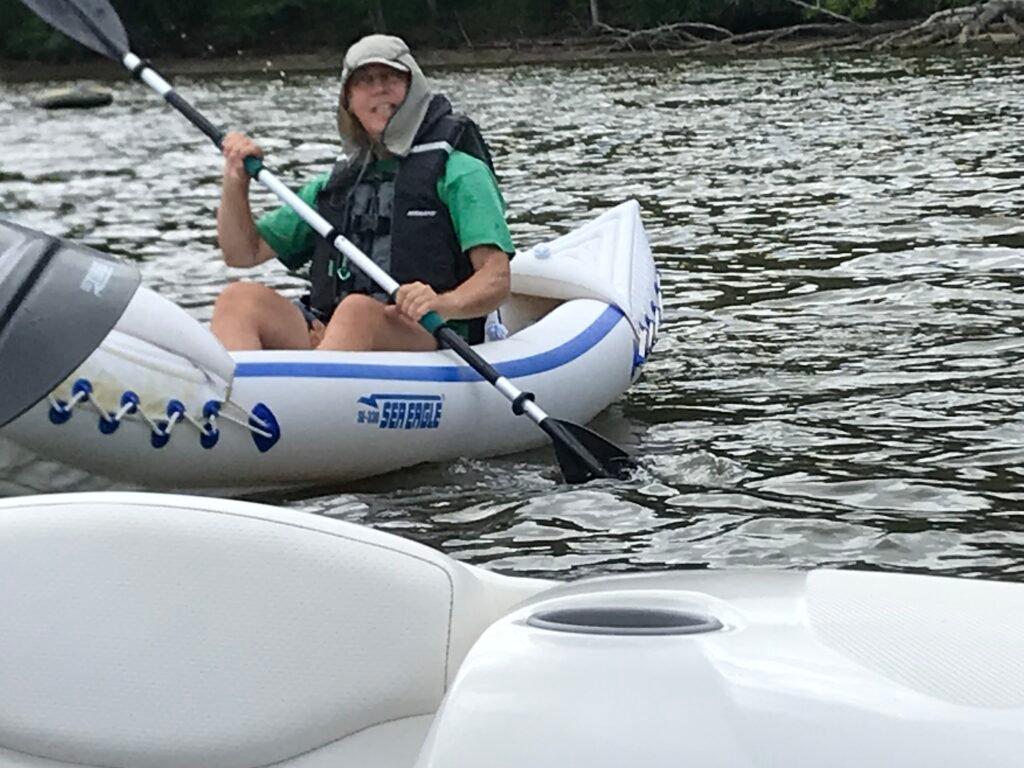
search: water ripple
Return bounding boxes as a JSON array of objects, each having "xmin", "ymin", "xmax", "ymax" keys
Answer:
[{"xmin": 2, "ymin": 54, "xmax": 1022, "ymax": 579}]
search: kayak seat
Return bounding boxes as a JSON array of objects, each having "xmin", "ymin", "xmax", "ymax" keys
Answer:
[
  {"xmin": 0, "ymin": 492, "xmax": 545, "ymax": 768},
  {"xmin": 497, "ymin": 294, "xmax": 562, "ymax": 336}
]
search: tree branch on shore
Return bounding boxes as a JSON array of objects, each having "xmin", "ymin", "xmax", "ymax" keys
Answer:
[
  {"xmin": 593, "ymin": 0, "xmax": 1024, "ymax": 54},
  {"xmin": 1005, "ymin": 13, "xmax": 1024, "ymax": 39},
  {"xmin": 594, "ymin": 21, "xmax": 731, "ymax": 52},
  {"xmin": 782, "ymin": 0, "xmax": 861, "ymax": 27}
]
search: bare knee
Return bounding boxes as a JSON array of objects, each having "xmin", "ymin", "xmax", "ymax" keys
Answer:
[
  {"xmin": 331, "ymin": 293, "xmax": 384, "ymax": 322},
  {"xmin": 319, "ymin": 293, "xmax": 435, "ymax": 352},
  {"xmin": 213, "ymin": 281, "xmax": 277, "ymax": 315},
  {"xmin": 319, "ymin": 294, "xmax": 385, "ymax": 351},
  {"xmin": 211, "ymin": 281, "xmax": 307, "ymax": 351}
]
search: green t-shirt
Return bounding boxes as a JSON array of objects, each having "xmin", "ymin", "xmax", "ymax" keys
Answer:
[{"xmin": 257, "ymin": 150, "xmax": 514, "ymax": 271}]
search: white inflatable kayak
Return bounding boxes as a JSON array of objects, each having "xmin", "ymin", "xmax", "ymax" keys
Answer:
[
  {"xmin": 0, "ymin": 200, "xmax": 660, "ymax": 496},
  {"xmin": 0, "ymin": 491, "xmax": 1020, "ymax": 768}
]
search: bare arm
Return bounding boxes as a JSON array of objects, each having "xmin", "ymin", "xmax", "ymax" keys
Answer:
[
  {"xmin": 439, "ymin": 245, "xmax": 511, "ymax": 319},
  {"xmin": 394, "ymin": 245, "xmax": 511, "ymax": 323},
  {"xmin": 217, "ymin": 132, "xmax": 279, "ymax": 268}
]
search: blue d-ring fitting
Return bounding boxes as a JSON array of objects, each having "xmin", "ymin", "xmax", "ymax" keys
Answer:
[
  {"xmin": 120, "ymin": 391, "xmax": 140, "ymax": 414},
  {"xmin": 200, "ymin": 425, "xmax": 220, "ymax": 450},
  {"xmin": 200, "ymin": 400, "xmax": 221, "ymax": 449},
  {"xmin": 101, "ymin": 391, "xmax": 140, "ymax": 434},
  {"xmin": 48, "ymin": 401, "xmax": 72, "ymax": 425},
  {"xmin": 48, "ymin": 379, "xmax": 91, "ymax": 425},
  {"xmin": 151, "ymin": 400, "xmax": 185, "ymax": 449},
  {"xmin": 249, "ymin": 402, "xmax": 281, "ymax": 453},
  {"xmin": 151, "ymin": 422, "xmax": 171, "ymax": 449},
  {"xmin": 72, "ymin": 379, "xmax": 93, "ymax": 399}
]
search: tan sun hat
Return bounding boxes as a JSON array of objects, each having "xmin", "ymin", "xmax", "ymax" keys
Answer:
[
  {"xmin": 340, "ymin": 34, "xmax": 413, "ymax": 99},
  {"xmin": 337, "ymin": 34, "xmax": 433, "ymax": 158}
]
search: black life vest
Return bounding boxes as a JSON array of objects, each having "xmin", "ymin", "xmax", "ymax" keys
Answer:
[{"xmin": 309, "ymin": 95, "xmax": 498, "ymax": 343}]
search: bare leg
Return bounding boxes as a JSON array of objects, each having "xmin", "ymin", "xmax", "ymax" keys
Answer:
[
  {"xmin": 211, "ymin": 281, "xmax": 312, "ymax": 351},
  {"xmin": 317, "ymin": 294, "xmax": 437, "ymax": 352}
]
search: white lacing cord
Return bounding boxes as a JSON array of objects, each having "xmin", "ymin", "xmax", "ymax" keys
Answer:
[
  {"xmin": 216, "ymin": 404, "xmax": 274, "ymax": 440},
  {"xmin": 184, "ymin": 410, "xmax": 212, "ymax": 434},
  {"xmin": 47, "ymin": 388, "xmax": 271, "ymax": 440},
  {"xmin": 111, "ymin": 399, "xmax": 138, "ymax": 422},
  {"xmin": 47, "ymin": 388, "xmax": 89, "ymax": 414},
  {"xmin": 159, "ymin": 410, "xmax": 182, "ymax": 438}
]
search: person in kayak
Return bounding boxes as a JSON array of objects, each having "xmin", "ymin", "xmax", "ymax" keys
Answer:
[{"xmin": 211, "ymin": 34, "xmax": 514, "ymax": 351}]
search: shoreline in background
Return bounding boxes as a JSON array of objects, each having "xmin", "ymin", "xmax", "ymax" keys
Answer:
[
  {"xmin": 2, "ymin": 45, "xmax": 619, "ymax": 83},
  {"xmin": 2, "ymin": 33, "xmax": 1022, "ymax": 83}
]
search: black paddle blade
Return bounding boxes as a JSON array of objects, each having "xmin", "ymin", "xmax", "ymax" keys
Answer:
[
  {"xmin": 20, "ymin": 0, "xmax": 129, "ymax": 59},
  {"xmin": 544, "ymin": 418, "xmax": 634, "ymax": 484},
  {"xmin": 0, "ymin": 220, "xmax": 140, "ymax": 428}
]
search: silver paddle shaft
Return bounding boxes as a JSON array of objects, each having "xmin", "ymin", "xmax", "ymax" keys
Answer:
[{"xmin": 121, "ymin": 52, "xmax": 400, "ymax": 298}]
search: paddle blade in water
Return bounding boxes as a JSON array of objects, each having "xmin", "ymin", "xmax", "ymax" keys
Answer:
[
  {"xmin": 20, "ymin": 0, "xmax": 129, "ymax": 59},
  {"xmin": 0, "ymin": 220, "xmax": 140, "ymax": 428},
  {"xmin": 545, "ymin": 418, "xmax": 634, "ymax": 484}
]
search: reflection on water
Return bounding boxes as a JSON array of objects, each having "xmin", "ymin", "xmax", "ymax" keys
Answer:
[{"xmin": 1, "ymin": 54, "xmax": 1023, "ymax": 579}]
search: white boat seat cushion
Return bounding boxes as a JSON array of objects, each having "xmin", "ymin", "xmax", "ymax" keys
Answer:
[{"xmin": 0, "ymin": 493, "xmax": 532, "ymax": 768}]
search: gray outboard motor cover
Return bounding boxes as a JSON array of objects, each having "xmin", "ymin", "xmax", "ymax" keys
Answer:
[{"xmin": 0, "ymin": 220, "xmax": 140, "ymax": 428}]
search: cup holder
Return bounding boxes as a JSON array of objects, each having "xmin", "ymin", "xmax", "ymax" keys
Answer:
[{"xmin": 526, "ymin": 605, "xmax": 723, "ymax": 636}]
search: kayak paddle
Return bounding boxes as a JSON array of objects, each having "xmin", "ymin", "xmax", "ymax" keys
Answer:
[{"xmin": 19, "ymin": 0, "xmax": 634, "ymax": 483}]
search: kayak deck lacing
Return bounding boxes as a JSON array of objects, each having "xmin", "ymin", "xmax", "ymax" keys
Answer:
[
  {"xmin": 46, "ymin": 378, "xmax": 281, "ymax": 452},
  {"xmin": 632, "ymin": 276, "xmax": 662, "ymax": 373}
]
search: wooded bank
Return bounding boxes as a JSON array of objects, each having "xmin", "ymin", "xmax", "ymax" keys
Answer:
[
  {"xmin": 595, "ymin": 0, "xmax": 1024, "ymax": 55},
  {"xmin": 1, "ymin": 0, "xmax": 1022, "ymax": 63}
]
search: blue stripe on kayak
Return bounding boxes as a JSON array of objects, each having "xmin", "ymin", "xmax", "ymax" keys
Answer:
[{"xmin": 234, "ymin": 304, "xmax": 625, "ymax": 382}]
